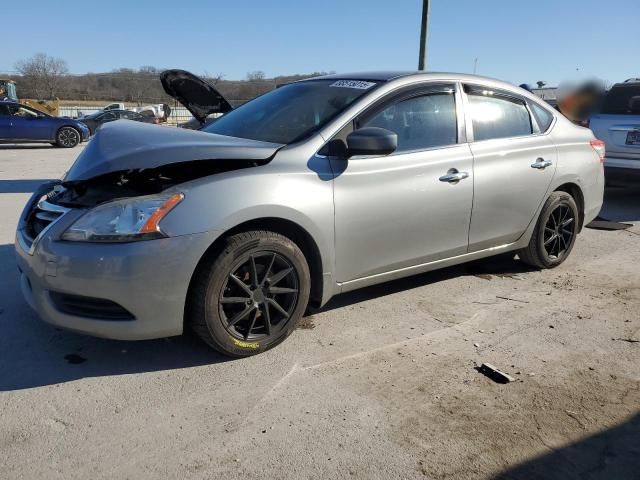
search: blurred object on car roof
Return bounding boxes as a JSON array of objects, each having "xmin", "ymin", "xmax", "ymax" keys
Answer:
[{"xmin": 556, "ymin": 80, "xmax": 605, "ymax": 124}]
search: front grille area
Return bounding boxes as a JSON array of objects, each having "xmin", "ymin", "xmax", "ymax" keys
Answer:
[
  {"xmin": 22, "ymin": 196, "xmax": 68, "ymax": 250},
  {"xmin": 49, "ymin": 292, "xmax": 135, "ymax": 321}
]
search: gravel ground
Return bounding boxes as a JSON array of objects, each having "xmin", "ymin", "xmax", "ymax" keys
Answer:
[{"xmin": 1, "ymin": 143, "xmax": 639, "ymax": 479}]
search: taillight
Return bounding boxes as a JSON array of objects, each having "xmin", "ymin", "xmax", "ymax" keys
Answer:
[{"xmin": 590, "ymin": 139, "xmax": 605, "ymax": 162}]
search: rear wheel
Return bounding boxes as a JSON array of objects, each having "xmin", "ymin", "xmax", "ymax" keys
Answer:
[
  {"xmin": 518, "ymin": 191, "xmax": 579, "ymax": 269},
  {"xmin": 56, "ymin": 127, "xmax": 80, "ymax": 148},
  {"xmin": 188, "ymin": 230, "xmax": 310, "ymax": 357}
]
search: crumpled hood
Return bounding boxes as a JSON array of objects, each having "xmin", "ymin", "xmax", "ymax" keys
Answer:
[{"xmin": 63, "ymin": 120, "xmax": 283, "ymax": 182}]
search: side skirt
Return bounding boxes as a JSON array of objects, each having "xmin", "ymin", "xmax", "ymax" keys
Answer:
[{"xmin": 337, "ymin": 241, "xmax": 521, "ymax": 294}]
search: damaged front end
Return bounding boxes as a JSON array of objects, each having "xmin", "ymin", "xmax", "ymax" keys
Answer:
[
  {"xmin": 18, "ymin": 120, "xmax": 283, "ymax": 249},
  {"xmin": 54, "ymin": 158, "xmax": 267, "ymax": 209}
]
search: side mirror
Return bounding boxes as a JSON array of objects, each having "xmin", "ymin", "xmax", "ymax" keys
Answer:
[{"xmin": 346, "ymin": 127, "xmax": 397, "ymax": 157}]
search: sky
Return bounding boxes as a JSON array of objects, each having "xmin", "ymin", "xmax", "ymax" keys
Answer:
[{"xmin": 3, "ymin": 0, "xmax": 639, "ymax": 86}]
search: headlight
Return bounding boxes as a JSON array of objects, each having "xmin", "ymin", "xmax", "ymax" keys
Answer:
[{"xmin": 61, "ymin": 192, "xmax": 184, "ymax": 242}]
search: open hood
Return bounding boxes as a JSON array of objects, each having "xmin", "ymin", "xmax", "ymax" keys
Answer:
[
  {"xmin": 160, "ymin": 69, "xmax": 233, "ymax": 123},
  {"xmin": 63, "ymin": 120, "xmax": 283, "ymax": 182}
]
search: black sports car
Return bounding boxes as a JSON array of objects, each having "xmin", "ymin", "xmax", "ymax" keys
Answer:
[{"xmin": 78, "ymin": 109, "xmax": 158, "ymax": 135}]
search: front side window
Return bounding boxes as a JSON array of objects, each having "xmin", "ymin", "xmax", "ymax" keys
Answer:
[
  {"xmin": 467, "ymin": 91, "xmax": 532, "ymax": 141},
  {"xmin": 203, "ymin": 79, "xmax": 379, "ymax": 144},
  {"xmin": 12, "ymin": 105, "xmax": 40, "ymax": 118},
  {"xmin": 361, "ymin": 92, "xmax": 457, "ymax": 152}
]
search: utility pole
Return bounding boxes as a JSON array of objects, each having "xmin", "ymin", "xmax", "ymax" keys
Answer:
[
  {"xmin": 473, "ymin": 57, "xmax": 478, "ymax": 74},
  {"xmin": 418, "ymin": 0, "xmax": 430, "ymax": 70}
]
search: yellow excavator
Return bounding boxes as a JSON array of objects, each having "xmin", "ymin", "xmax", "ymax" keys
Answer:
[{"xmin": 0, "ymin": 78, "xmax": 60, "ymax": 116}]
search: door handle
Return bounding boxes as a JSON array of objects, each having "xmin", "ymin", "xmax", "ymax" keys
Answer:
[
  {"xmin": 439, "ymin": 169, "xmax": 469, "ymax": 183},
  {"xmin": 531, "ymin": 158, "xmax": 553, "ymax": 169}
]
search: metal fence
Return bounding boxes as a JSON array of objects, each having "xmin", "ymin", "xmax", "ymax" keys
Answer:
[{"xmin": 58, "ymin": 105, "xmax": 195, "ymax": 125}]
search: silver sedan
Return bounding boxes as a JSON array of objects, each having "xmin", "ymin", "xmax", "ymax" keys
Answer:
[{"xmin": 15, "ymin": 71, "xmax": 605, "ymax": 356}]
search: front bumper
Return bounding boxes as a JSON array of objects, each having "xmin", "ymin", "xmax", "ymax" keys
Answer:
[
  {"xmin": 79, "ymin": 126, "xmax": 90, "ymax": 141},
  {"xmin": 15, "ymin": 214, "xmax": 217, "ymax": 340}
]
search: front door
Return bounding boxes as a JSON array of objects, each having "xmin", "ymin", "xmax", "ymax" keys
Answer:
[
  {"xmin": 331, "ymin": 85, "xmax": 474, "ymax": 283},
  {"xmin": 10, "ymin": 104, "xmax": 52, "ymax": 141}
]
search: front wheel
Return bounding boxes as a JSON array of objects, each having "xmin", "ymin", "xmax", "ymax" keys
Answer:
[
  {"xmin": 518, "ymin": 191, "xmax": 579, "ymax": 269},
  {"xmin": 188, "ymin": 231, "xmax": 311, "ymax": 357},
  {"xmin": 56, "ymin": 127, "xmax": 80, "ymax": 148}
]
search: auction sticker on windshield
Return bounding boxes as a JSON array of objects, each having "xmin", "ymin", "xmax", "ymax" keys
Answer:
[{"xmin": 330, "ymin": 80, "xmax": 376, "ymax": 89}]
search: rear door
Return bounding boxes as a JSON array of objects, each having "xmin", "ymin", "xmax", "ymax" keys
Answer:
[
  {"xmin": 331, "ymin": 83, "xmax": 474, "ymax": 282},
  {"xmin": 589, "ymin": 82, "xmax": 640, "ymax": 166},
  {"xmin": 464, "ymin": 85, "xmax": 557, "ymax": 251}
]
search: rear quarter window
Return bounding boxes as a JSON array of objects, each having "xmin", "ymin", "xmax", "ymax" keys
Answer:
[{"xmin": 530, "ymin": 102, "xmax": 554, "ymax": 132}]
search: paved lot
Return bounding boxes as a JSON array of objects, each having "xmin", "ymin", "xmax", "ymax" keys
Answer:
[{"xmin": 1, "ymin": 143, "xmax": 639, "ymax": 479}]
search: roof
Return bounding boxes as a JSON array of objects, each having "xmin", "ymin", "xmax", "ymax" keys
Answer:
[
  {"xmin": 311, "ymin": 71, "xmax": 516, "ymax": 83},
  {"xmin": 307, "ymin": 71, "xmax": 540, "ymax": 97}
]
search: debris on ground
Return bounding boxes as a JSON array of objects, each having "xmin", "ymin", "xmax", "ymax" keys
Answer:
[
  {"xmin": 296, "ymin": 316, "xmax": 316, "ymax": 330},
  {"xmin": 496, "ymin": 296, "xmax": 530, "ymax": 304},
  {"xmin": 476, "ymin": 363, "xmax": 516, "ymax": 384},
  {"xmin": 586, "ymin": 217, "xmax": 633, "ymax": 230},
  {"xmin": 63, "ymin": 354, "xmax": 87, "ymax": 364},
  {"xmin": 613, "ymin": 337, "xmax": 640, "ymax": 343}
]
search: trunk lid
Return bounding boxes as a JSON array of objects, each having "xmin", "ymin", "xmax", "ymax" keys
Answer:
[
  {"xmin": 63, "ymin": 120, "xmax": 283, "ymax": 182},
  {"xmin": 160, "ymin": 69, "xmax": 233, "ymax": 123},
  {"xmin": 590, "ymin": 82, "xmax": 640, "ymax": 160}
]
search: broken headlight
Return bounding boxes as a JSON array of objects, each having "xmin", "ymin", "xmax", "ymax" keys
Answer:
[{"xmin": 61, "ymin": 193, "xmax": 184, "ymax": 242}]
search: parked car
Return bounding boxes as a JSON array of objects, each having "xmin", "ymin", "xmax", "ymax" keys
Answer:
[
  {"xmin": 0, "ymin": 101, "xmax": 89, "ymax": 147},
  {"xmin": 78, "ymin": 109, "xmax": 159, "ymax": 135},
  {"xmin": 130, "ymin": 103, "xmax": 171, "ymax": 123},
  {"xmin": 103, "ymin": 102, "xmax": 126, "ymax": 111},
  {"xmin": 15, "ymin": 71, "xmax": 604, "ymax": 357},
  {"xmin": 589, "ymin": 79, "xmax": 640, "ymax": 183}
]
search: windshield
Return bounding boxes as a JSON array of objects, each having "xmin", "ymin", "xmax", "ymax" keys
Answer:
[{"xmin": 203, "ymin": 79, "xmax": 379, "ymax": 143}]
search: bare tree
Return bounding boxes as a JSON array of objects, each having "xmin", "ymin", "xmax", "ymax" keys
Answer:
[
  {"xmin": 246, "ymin": 70, "xmax": 266, "ymax": 81},
  {"xmin": 14, "ymin": 53, "xmax": 69, "ymax": 99},
  {"xmin": 203, "ymin": 72, "xmax": 225, "ymax": 85}
]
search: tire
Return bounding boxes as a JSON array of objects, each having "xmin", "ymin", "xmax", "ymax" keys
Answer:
[
  {"xmin": 188, "ymin": 230, "xmax": 311, "ymax": 357},
  {"xmin": 518, "ymin": 191, "xmax": 579, "ymax": 269},
  {"xmin": 56, "ymin": 126, "xmax": 80, "ymax": 148}
]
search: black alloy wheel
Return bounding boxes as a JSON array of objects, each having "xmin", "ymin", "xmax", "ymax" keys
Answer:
[
  {"xmin": 518, "ymin": 191, "xmax": 579, "ymax": 269},
  {"xmin": 220, "ymin": 252, "xmax": 299, "ymax": 341},
  {"xmin": 188, "ymin": 230, "xmax": 311, "ymax": 357},
  {"xmin": 57, "ymin": 127, "xmax": 80, "ymax": 148},
  {"xmin": 543, "ymin": 204, "xmax": 575, "ymax": 260}
]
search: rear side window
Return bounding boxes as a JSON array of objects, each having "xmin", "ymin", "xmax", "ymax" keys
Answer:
[
  {"xmin": 0, "ymin": 104, "xmax": 11, "ymax": 115},
  {"xmin": 362, "ymin": 92, "xmax": 457, "ymax": 152},
  {"xmin": 530, "ymin": 102, "xmax": 554, "ymax": 131},
  {"xmin": 466, "ymin": 90, "xmax": 532, "ymax": 141},
  {"xmin": 601, "ymin": 84, "xmax": 640, "ymax": 114}
]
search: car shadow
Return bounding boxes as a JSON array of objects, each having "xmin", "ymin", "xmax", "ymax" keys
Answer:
[
  {"xmin": 0, "ymin": 179, "xmax": 53, "ymax": 194},
  {"xmin": 493, "ymin": 414, "xmax": 640, "ymax": 480},
  {"xmin": 598, "ymin": 184, "xmax": 640, "ymax": 223},
  {"xmin": 0, "ymin": 243, "xmax": 228, "ymax": 392},
  {"xmin": 316, "ymin": 253, "xmax": 537, "ymax": 313},
  {"xmin": 0, "ymin": 144, "xmax": 55, "ymax": 150}
]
